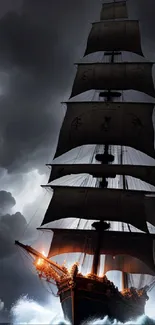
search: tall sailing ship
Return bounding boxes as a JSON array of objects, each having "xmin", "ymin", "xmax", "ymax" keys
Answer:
[{"xmin": 15, "ymin": 1, "xmax": 155, "ymax": 324}]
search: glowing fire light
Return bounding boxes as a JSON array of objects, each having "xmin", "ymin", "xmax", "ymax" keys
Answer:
[
  {"xmin": 37, "ymin": 258, "xmax": 43, "ymax": 266},
  {"xmin": 36, "ymin": 250, "xmax": 46, "ymax": 266}
]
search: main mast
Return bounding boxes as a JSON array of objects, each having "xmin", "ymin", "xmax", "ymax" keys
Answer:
[
  {"xmin": 120, "ymin": 146, "xmax": 129, "ymax": 290},
  {"xmin": 91, "ymin": 48, "xmax": 121, "ymax": 276},
  {"xmin": 91, "ymin": 0, "xmax": 127, "ymax": 277}
]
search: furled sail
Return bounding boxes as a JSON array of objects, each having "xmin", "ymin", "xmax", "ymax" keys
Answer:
[
  {"xmin": 100, "ymin": 1, "xmax": 128, "ymax": 20},
  {"xmin": 47, "ymin": 228, "xmax": 155, "ymax": 275},
  {"xmin": 54, "ymin": 102, "xmax": 154, "ymax": 159},
  {"xmin": 104, "ymin": 255, "xmax": 155, "ymax": 276},
  {"xmin": 48, "ymin": 164, "xmax": 155, "ymax": 187},
  {"xmin": 84, "ymin": 21, "xmax": 143, "ymax": 56},
  {"xmin": 41, "ymin": 186, "xmax": 155, "ymax": 232},
  {"xmin": 70, "ymin": 63, "xmax": 155, "ymax": 98}
]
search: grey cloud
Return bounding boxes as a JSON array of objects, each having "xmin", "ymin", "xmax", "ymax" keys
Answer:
[
  {"xmin": 0, "ymin": 190, "xmax": 35, "ymax": 259},
  {"xmin": 0, "ymin": 190, "xmax": 16, "ymax": 214},
  {"xmin": 0, "ymin": 211, "xmax": 35, "ymax": 258},
  {"xmin": 0, "ymin": 187, "xmax": 47, "ymax": 310},
  {"xmin": 0, "ymin": 0, "xmax": 101, "ymax": 173},
  {"xmin": 0, "ymin": 194, "xmax": 43, "ymax": 312}
]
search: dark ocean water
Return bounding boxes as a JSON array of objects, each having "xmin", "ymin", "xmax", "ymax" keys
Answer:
[{"xmin": 11, "ymin": 296, "xmax": 155, "ymax": 325}]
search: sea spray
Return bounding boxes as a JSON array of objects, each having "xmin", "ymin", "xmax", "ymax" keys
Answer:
[
  {"xmin": 11, "ymin": 296, "xmax": 155, "ymax": 325},
  {"xmin": 11, "ymin": 295, "xmax": 68, "ymax": 325},
  {"xmin": 83, "ymin": 315, "xmax": 155, "ymax": 325}
]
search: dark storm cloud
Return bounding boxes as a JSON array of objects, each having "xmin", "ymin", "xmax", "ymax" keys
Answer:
[
  {"xmin": 0, "ymin": 190, "xmax": 16, "ymax": 213},
  {"xmin": 0, "ymin": 212, "xmax": 24, "ymax": 258},
  {"xmin": 0, "ymin": 189, "xmax": 34, "ymax": 274},
  {"xmin": 0, "ymin": 198, "xmax": 50, "ymax": 313},
  {"xmin": 0, "ymin": 188, "xmax": 43, "ymax": 313},
  {"xmin": 0, "ymin": 208, "xmax": 34, "ymax": 259},
  {"xmin": 0, "ymin": 10, "xmax": 60, "ymax": 172},
  {"xmin": 0, "ymin": 0, "xmax": 101, "ymax": 173},
  {"xmin": 0, "ymin": 190, "xmax": 22, "ymax": 259}
]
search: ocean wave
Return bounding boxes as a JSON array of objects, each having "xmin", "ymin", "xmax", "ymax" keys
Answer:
[{"xmin": 11, "ymin": 296, "xmax": 155, "ymax": 325}]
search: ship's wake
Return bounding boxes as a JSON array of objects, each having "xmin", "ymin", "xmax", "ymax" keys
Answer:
[{"xmin": 11, "ymin": 296, "xmax": 155, "ymax": 325}]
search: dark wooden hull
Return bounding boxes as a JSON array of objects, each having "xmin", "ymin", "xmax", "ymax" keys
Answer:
[{"xmin": 58, "ymin": 275, "xmax": 147, "ymax": 325}]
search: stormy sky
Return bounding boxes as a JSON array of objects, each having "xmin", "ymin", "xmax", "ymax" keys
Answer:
[{"xmin": 0, "ymin": 0, "xmax": 155, "ymax": 322}]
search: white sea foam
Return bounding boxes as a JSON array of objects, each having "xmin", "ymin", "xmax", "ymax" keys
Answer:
[{"xmin": 11, "ymin": 296, "xmax": 155, "ymax": 325}]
